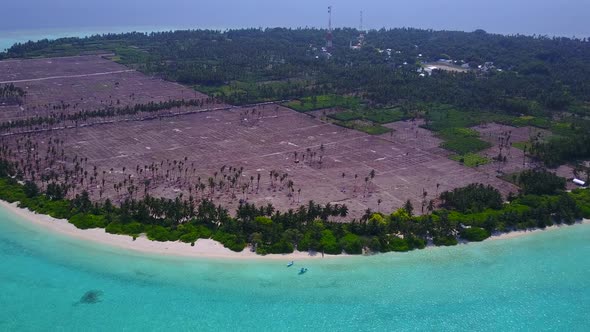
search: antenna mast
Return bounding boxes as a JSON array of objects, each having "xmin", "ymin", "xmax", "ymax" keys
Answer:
[
  {"xmin": 360, "ymin": 10, "xmax": 363, "ymax": 32},
  {"xmin": 357, "ymin": 10, "xmax": 365, "ymax": 48},
  {"xmin": 326, "ymin": 6, "xmax": 333, "ymax": 51}
]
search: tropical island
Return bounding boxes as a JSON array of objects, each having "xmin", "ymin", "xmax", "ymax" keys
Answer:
[{"xmin": 0, "ymin": 28, "xmax": 589, "ymax": 256}]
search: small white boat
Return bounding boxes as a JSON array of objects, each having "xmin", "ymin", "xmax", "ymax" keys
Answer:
[{"xmin": 287, "ymin": 261, "xmax": 294, "ymax": 267}]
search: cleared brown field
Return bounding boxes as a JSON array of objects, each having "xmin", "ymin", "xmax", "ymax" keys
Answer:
[
  {"xmin": 473, "ymin": 123, "xmax": 579, "ymax": 189},
  {"xmin": 0, "ymin": 56, "xmax": 519, "ymax": 219},
  {"xmin": 0, "ymin": 55, "xmax": 215, "ymax": 123}
]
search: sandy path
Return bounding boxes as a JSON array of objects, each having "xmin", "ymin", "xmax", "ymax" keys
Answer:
[{"xmin": 0, "ymin": 69, "xmax": 135, "ymax": 84}]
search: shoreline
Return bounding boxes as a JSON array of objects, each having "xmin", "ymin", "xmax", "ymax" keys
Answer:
[
  {"xmin": 1, "ymin": 200, "xmax": 588, "ymax": 260},
  {"xmin": 488, "ymin": 219, "xmax": 590, "ymax": 240},
  {"xmin": 0, "ymin": 200, "xmax": 339, "ymax": 261}
]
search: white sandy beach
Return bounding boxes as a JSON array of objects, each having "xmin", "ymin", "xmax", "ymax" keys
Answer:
[
  {"xmin": 2, "ymin": 199, "xmax": 588, "ymax": 260},
  {"xmin": 0, "ymin": 200, "xmax": 336, "ymax": 260},
  {"xmin": 489, "ymin": 219, "xmax": 590, "ymax": 240}
]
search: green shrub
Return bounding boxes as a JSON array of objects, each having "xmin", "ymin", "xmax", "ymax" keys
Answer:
[
  {"xmin": 213, "ymin": 231, "xmax": 246, "ymax": 252},
  {"xmin": 269, "ymin": 240, "xmax": 294, "ymax": 254},
  {"xmin": 461, "ymin": 227, "xmax": 491, "ymax": 242},
  {"xmin": 320, "ymin": 230, "xmax": 341, "ymax": 255},
  {"xmin": 433, "ymin": 236, "xmax": 458, "ymax": 246},
  {"xmin": 297, "ymin": 231, "xmax": 318, "ymax": 252},
  {"xmin": 255, "ymin": 246, "xmax": 268, "ymax": 255},
  {"xmin": 122, "ymin": 222, "xmax": 145, "ymax": 235},
  {"xmin": 387, "ymin": 236, "xmax": 410, "ymax": 252},
  {"xmin": 69, "ymin": 213, "xmax": 107, "ymax": 229},
  {"xmin": 180, "ymin": 232, "xmax": 199, "ymax": 243},
  {"xmin": 518, "ymin": 169, "xmax": 566, "ymax": 195},
  {"xmin": 449, "ymin": 153, "xmax": 490, "ymax": 167},
  {"xmin": 340, "ymin": 233, "xmax": 363, "ymax": 254},
  {"xmin": 105, "ymin": 222, "xmax": 123, "ymax": 234},
  {"xmin": 146, "ymin": 225, "xmax": 174, "ymax": 242},
  {"xmin": 406, "ymin": 235, "xmax": 426, "ymax": 249},
  {"xmin": 369, "ymin": 236, "xmax": 382, "ymax": 252}
]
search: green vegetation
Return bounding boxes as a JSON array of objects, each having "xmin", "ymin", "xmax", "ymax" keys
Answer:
[
  {"xmin": 460, "ymin": 227, "xmax": 491, "ymax": 242},
  {"xmin": 449, "ymin": 153, "xmax": 490, "ymax": 167},
  {"xmin": 283, "ymin": 95, "xmax": 361, "ymax": 112},
  {"xmin": 512, "ymin": 141, "xmax": 530, "ymax": 151},
  {"xmin": 2, "ymin": 29, "xmax": 590, "ymax": 256},
  {"xmin": 440, "ymin": 183, "xmax": 503, "ymax": 213},
  {"xmin": 517, "ymin": 169, "xmax": 566, "ymax": 195},
  {"xmin": 5, "ymin": 28, "xmax": 589, "ymax": 116},
  {"xmin": 328, "ymin": 107, "xmax": 407, "ymax": 124},
  {"xmin": 570, "ymin": 189, "xmax": 590, "ymax": 219},
  {"xmin": 330, "ymin": 119, "xmax": 391, "ymax": 135},
  {"xmin": 364, "ymin": 108, "xmax": 407, "ymax": 124},
  {"xmin": 529, "ymin": 123, "xmax": 590, "ymax": 167},
  {"xmin": 196, "ymin": 80, "xmax": 310, "ymax": 105},
  {"xmin": 4, "ymin": 29, "xmax": 590, "ymax": 164},
  {"xmin": 69, "ymin": 213, "xmax": 107, "ymax": 229},
  {"xmin": 438, "ymin": 127, "xmax": 491, "ymax": 154},
  {"xmin": 510, "ymin": 115, "xmax": 551, "ymax": 129},
  {"xmin": 329, "ymin": 111, "xmax": 363, "ymax": 121},
  {"xmin": 323, "ymin": 107, "xmax": 407, "ymax": 135},
  {"xmin": 0, "ymin": 162, "xmax": 588, "ymax": 256}
]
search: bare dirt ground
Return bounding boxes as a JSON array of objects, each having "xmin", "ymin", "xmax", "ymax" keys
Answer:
[
  {"xmin": 472, "ymin": 123, "xmax": 580, "ymax": 189},
  {"xmin": 0, "ymin": 55, "xmax": 215, "ymax": 123},
  {"xmin": 474, "ymin": 123, "xmax": 547, "ymax": 175},
  {"xmin": 0, "ymin": 56, "xmax": 519, "ymax": 219}
]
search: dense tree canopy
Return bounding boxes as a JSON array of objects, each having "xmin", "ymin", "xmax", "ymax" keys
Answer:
[
  {"xmin": 440, "ymin": 183, "xmax": 503, "ymax": 213},
  {"xmin": 3, "ymin": 28, "xmax": 589, "ymax": 110},
  {"xmin": 517, "ymin": 169, "xmax": 566, "ymax": 195}
]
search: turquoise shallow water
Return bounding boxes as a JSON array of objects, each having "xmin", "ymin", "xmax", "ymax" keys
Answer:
[{"xmin": 1, "ymin": 206, "xmax": 589, "ymax": 331}]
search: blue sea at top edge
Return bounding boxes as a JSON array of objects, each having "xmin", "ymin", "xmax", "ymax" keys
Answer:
[
  {"xmin": 0, "ymin": 204, "xmax": 589, "ymax": 331},
  {"xmin": 0, "ymin": 26, "xmax": 191, "ymax": 52}
]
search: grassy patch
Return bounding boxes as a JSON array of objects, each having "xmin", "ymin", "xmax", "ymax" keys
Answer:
[
  {"xmin": 423, "ymin": 104, "xmax": 554, "ymax": 132},
  {"xmin": 438, "ymin": 127, "xmax": 491, "ymax": 154},
  {"xmin": 449, "ymin": 153, "xmax": 491, "ymax": 167},
  {"xmin": 438, "ymin": 127, "xmax": 480, "ymax": 138},
  {"xmin": 512, "ymin": 141, "xmax": 530, "ymax": 151},
  {"xmin": 284, "ymin": 94, "xmax": 361, "ymax": 112},
  {"xmin": 334, "ymin": 120, "xmax": 391, "ymax": 135},
  {"xmin": 424, "ymin": 107, "xmax": 477, "ymax": 131},
  {"xmin": 550, "ymin": 122, "xmax": 574, "ymax": 136},
  {"xmin": 364, "ymin": 108, "xmax": 406, "ymax": 124},
  {"xmin": 196, "ymin": 80, "xmax": 309, "ymax": 105},
  {"xmin": 328, "ymin": 107, "xmax": 407, "ymax": 124},
  {"xmin": 510, "ymin": 116, "xmax": 551, "ymax": 128},
  {"xmin": 442, "ymin": 137, "xmax": 491, "ymax": 154},
  {"xmin": 329, "ymin": 111, "xmax": 363, "ymax": 121}
]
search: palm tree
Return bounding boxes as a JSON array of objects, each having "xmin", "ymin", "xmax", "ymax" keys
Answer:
[{"xmin": 427, "ymin": 200, "xmax": 435, "ymax": 214}]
